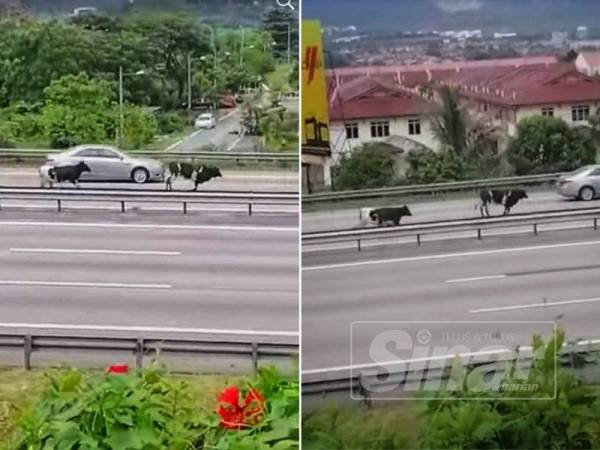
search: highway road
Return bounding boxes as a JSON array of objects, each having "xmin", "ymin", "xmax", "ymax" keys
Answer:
[
  {"xmin": 302, "ymin": 227, "xmax": 600, "ymax": 376},
  {"xmin": 0, "ymin": 168, "xmax": 298, "ymax": 192},
  {"xmin": 169, "ymin": 108, "xmax": 244, "ymax": 152},
  {"xmin": 0, "ymin": 210, "xmax": 298, "ymax": 339},
  {"xmin": 303, "ymin": 190, "xmax": 598, "ymax": 233}
]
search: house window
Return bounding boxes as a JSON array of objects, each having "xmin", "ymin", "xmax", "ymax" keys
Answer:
[
  {"xmin": 408, "ymin": 118, "xmax": 421, "ymax": 135},
  {"xmin": 482, "ymin": 103, "xmax": 489, "ymax": 112},
  {"xmin": 370, "ymin": 121, "xmax": 390, "ymax": 138},
  {"xmin": 541, "ymin": 107, "xmax": 554, "ymax": 117},
  {"xmin": 345, "ymin": 122, "xmax": 359, "ymax": 139},
  {"xmin": 572, "ymin": 105, "xmax": 590, "ymax": 122}
]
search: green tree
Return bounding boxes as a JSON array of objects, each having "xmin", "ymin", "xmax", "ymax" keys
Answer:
[
  {"xmin": 431, "ymin": 86, "xmax": 468, "ymax": 155},
  {"xmin": 405, "ymin": 149, "xmax": 468, "ymax": 184},
  {"xmin": 507, "ymin": 115, "xmax": 597, "ymax": 174},
  {"xmin": 122, "ymin": 105, "xmax": 158, "ymax": 149},
  {"xmin": 40, "ymin": 73, "xmax": 116, "ymax": 147},
  {"xmin": 333, "ymin": 144, "xmax": 397, "ymax": 190},
  {"xmin": 262, "ymin": 8, "xmax": 297, "ymax": 61}
]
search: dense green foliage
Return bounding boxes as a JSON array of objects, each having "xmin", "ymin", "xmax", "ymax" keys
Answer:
[
  {"xmin": 11, "ymin": 366, "xmax": 299, "ymax": 450},
  {"xmin": 0, "ymin": 11, "xmax": 293, "ymax": 149},
  {"xmin": 332, "ymin": 144, "xmax": 397, "ymax": 190},
  {"xmin": 507, "ymin": 116, "xmax": 597, "ymax": 174},
  {"xmin": 405, "ymin": 149, "xmax": 468, "ymax": 184},
  {"xmin": 303, "ymin": 330, "xmax": 600, "ymax": 450}
]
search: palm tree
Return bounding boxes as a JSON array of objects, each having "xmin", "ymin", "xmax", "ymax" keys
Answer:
[{"xmin": 431, "ymin": 86, "xmax": 468, "ymax": 155}]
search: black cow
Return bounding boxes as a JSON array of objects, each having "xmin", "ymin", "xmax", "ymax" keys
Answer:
[
  {"xmin": 478, "ymin": 189, "xmax": 528, "ymax": 217},
  {"xmin": 369, "ymin": 206, "xmax": 412, "ymax": 226},
  {"xmin": 39, "ymin": 161, "xmax": 91, "ymax": 188},
  {"xmin": 164, "ymin": 162, "xmax": 222, "ymax": 191}
]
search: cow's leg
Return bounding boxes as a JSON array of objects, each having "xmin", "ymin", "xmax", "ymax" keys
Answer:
[
  {"xmin": 393, "ymin": 217, "xmax": 400, "ymax": 226},
  {"xmin": 485, "ymin": 204, "xmax": 490, "ymax": 218}
]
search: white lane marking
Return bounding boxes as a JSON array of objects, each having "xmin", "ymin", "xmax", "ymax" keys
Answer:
[
  {"xmin": 0, "ymin": 322, "xmax": 299, "ymax": 338},
  {"xmin": 165, "ymin": 139, "xmax": 183, "ymax": 151},
  {"xmin": 303, "ymin": 337, "xmax": 600, "ymax": 375},
  {"xmin": 303, "ymin": 240, "xmax": 600, "ymax": 271},
  {"xmin": 0, "ymin": 221, "xmax": 297, "ymax": 233},
  {"xmin": 0, "ymin": 280, "xmax": 172, "ymax": 289},
  {"xmin": 226, "ymin": 135, "xmax": 244, "ymax": 152},
  {"xmin": 218, "ymin": 109, "xmax": 238, "ymax": 121},
  {"xmin": 445, "ymin": 275, "xmax": 507, "ymax": 284},
  {"xmin": 470, "ymin": 296, "xmax": 600, "ymax": 314},
  {"xmin": 10, "ymin": 248, "xmax": 181, "ymax": 256}
]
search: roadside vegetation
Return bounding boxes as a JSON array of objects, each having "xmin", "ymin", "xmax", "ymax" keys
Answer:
[
  {"xmin": 1, "ymin": 365, "xmax": 298, "ymax": 449},
  {"xmin": 303, "ymin": 330, "xmax": 600, "ymax": 449},
  {"xmin": 332, "ymin": 87, "xmax": 599, "ymax": 191},
  {"xmin": 0, "ymin": 7, "xmax": 296, "ymax": 151}
]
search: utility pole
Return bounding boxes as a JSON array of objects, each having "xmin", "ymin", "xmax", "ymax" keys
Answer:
[
  {"xmin": 286, "ymin": 22, "xmax": 291, "ymax": 65},
  {"xmin": 187, "ymin": 53, "xmax": 192, "ymax": 111},
  {"xmin": 240, "ymin": 25, "xmax": 245, "ymax": 67},
  {"xmin": 118, "ymin": 65, "xmax": 124, "ymax": 147}
]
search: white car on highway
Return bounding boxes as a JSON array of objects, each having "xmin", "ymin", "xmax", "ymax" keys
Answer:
[
  {"xmin": 194, "ymin": 112, "xmax": 216, "ymax": 129},
  {"xmin": 556, "ymin": 165, "xmax": 600, "ymax": 201},
  {"xmin": 41, "ymin": 145, "xmax": 164, "ymax": 184}
]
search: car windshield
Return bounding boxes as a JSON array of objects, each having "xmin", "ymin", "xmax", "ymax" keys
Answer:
[{"xmin": 198, "ymin": 114, "xmax": 212, "ymax": 120}]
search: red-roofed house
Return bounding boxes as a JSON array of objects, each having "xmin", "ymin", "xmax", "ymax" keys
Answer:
[
  {"xmin": 328, "ymin": 76, "xmax": 439, "ymax": 158},
  {"xmin": 576, "ymin": 51, "xmax": 600, "ymax": 76},
  {"xmin": 425, "ymin": 64, "xmax": 600, "ymax": 147}
]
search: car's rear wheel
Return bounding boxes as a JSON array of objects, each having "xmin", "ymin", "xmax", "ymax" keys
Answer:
[
  {"xmin": 132, "ymin": 167, "xmax": 149, "ymax": 184},
  {"xmin": 578, "ymin": 186, "xmax": 595, "ymax": 201}
]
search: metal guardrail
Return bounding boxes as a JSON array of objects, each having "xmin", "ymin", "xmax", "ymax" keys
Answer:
[
  {"xmin": 0, "ymin": 187, "xmax": 299, "ymax": 215},
  {"xmin": 303, "ymin": 339, "xmax": 600, "ymax": 399},
  {"xmin": 304, "ymin": 173, "xmax": 562, "ymax": 204},
  {"xmin": 0, "ymin": 331, "xmax": 299, "ymax": 375},
  {"xmin": 0, "ymin": 148, "xmax": 298, "ymax": 162},
  {"xmin": 303, "ymin": 207, "xmax": 600, "ymax": 251}
]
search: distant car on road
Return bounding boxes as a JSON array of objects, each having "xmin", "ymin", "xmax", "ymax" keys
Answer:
[
  {"xmin": 41, "ymin": 145, "xmax": 163, "ymax": 184},
  {"xmin": 194, "ymin": 112, "xmax": 216, "ymax": 129},
  {"xmin": 557, "ymin": 165, "xmax": 600, "ymax": 201}
]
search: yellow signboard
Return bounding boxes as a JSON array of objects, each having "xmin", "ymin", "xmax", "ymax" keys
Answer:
[{"xmin": 301, "ymin": 20, "xmax": 329, "ymax": 147}]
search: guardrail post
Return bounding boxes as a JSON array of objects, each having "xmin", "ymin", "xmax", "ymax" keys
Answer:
[
  {"xmin": 248, "ymin": 203, "xmax": 253, "ymax": 216},
  {"xmin": 533, "ymin": 224, "xmax": 538, "ymax": 236},
  {"xmin": 357, "ymin": 239, "xmax": 361, "ymax": 252},
  {"xmin": 251, "ymin": 342, "xmax": 259, "ymax": 376},
  {"xmin": 477, "ymin": 229, "xmax": 482, "ymax": 240},
  {"xmin": 23, "ymin": 335, "xmax": 32, "ymax": 370},
  {"xmin": 417, "ymin": 234, "xmax": 421, "ymax": 246},
  {"xmin": 358, "ymin": 375, "xmax": 372, "ymax": 408},
  {"xmin": 135, "ymin": 338, "xmax": 144, "ymax": 370},
  {"xmin": 594, "ymin": 218, "xmax": 598, "ymax": 230},
  {"xmin": 183, "ymin": 202, "xmax": 187, "ymax": 215},
  {"xmin": 57, "ymin": 199, "xmax": 62, "ymax": 212},
  {"xmin": 120, "ymin": 201, "xmax": 125, "ymax": 213},
  {"xmin": 0, "ymin": 198, "xmax": 2, "ymax": 211}
]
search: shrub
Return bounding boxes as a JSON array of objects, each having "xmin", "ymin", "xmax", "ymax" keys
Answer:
[
  {"xmin": 156, "ymin": 111, "xmax": 187, "ymax": 134},
  {"xmin": 507, "ymin": 116, "xmax": 597, "ymax": 174},
  {"xmin": 405, "ymin": 149, "xmax": 468, "ymax": 184},
  {"xmin": 11, "ymin": 366, "xmax": 299, "ymax": 449},
  {"xmin": 121, "ymin": 105, "xmax": 158, "ymax": 149},
  {"xmin": 333, "ymin": 144, "xmax": 397, "ymax": 190}
]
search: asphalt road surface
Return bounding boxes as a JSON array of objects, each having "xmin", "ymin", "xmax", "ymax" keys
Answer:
[
  {"xmin": 0, "ymin": 211, "xmax": 299, "ymax": 338},
  {"xmin": 302, "ymin": 227, "xmax": 600, "ymax": 375},
  {"xmin": 303, "ymin": 190, "xmax": 598, "ymax": 233},
  {"xmin": 0, "ymin": 168, "xmax": 298, "ymax": 192},
  {"xmin": 171, "ymin": 109, "xmax": 244, "ymax": 152}
]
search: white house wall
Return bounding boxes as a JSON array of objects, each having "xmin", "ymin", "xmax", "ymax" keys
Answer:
[{"xmin": 329, "ymin": 116, "xmax": 437, "ymax": 159}]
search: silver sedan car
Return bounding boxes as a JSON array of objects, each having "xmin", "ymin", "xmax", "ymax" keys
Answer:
[
  {"xmin": 42, "ymin": 145, "xmax": 163, "ymax": 184},
  {"xmin": 556, "ymin": 165, "xmax": 600, "ymax": 201}
]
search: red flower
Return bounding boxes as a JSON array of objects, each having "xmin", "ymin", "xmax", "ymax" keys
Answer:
[
  {"xmin": 106, "ymin": 364, "xmax": 129, "ymax": 374},
  {"xmin": 216, "ymin": 386, "xmax": 265, "ymax": 430}
]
